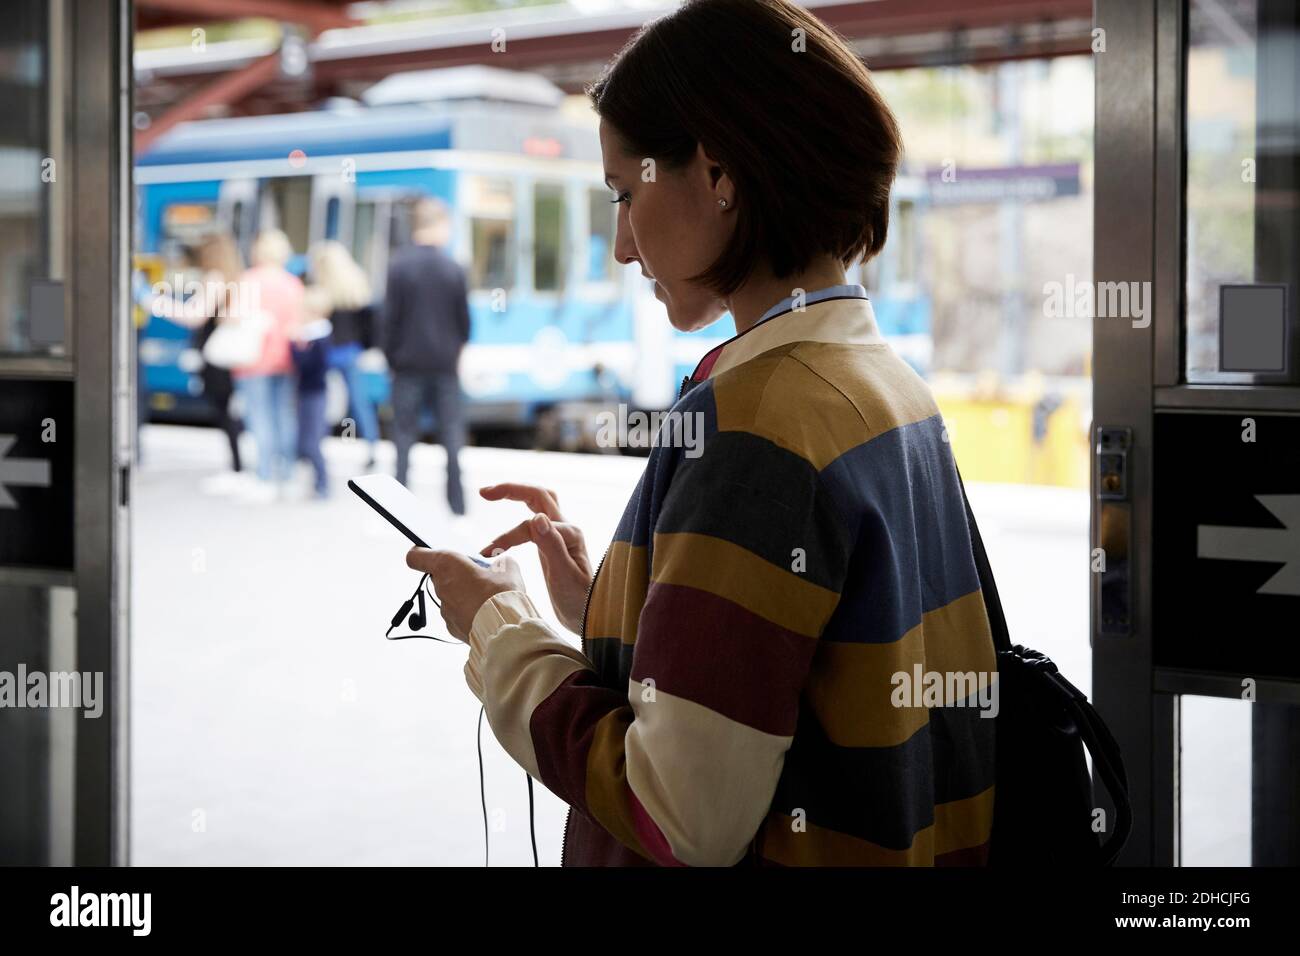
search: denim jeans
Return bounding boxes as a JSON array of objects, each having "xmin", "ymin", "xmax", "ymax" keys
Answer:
[
  {"xmin": 391, "ymin": 371, "xmax": 465, "ymax": 514},
  {"xmin": 329, "ymin": 343, "xmax": 379, "ymax": 444},
  {"xmin": 297, "ymin": 388, "xmax": 329, "ymax": 495},
  {"xmin": 236, "ymin": 373, "xmax": 296, "ymax": 482}
]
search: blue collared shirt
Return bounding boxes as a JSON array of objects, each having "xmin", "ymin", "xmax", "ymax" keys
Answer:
[{"xmin": 756, "ymin": 283, "xmax": 869, "ymax": 326}]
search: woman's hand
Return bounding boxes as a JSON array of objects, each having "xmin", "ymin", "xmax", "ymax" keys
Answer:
[
  {"xmin": 405, "ymin": 548, "xmax": 525, "ymax": 643},
  {"xmin": 478, "ymin": 483, "xmax": 593, "ymax": 634}
]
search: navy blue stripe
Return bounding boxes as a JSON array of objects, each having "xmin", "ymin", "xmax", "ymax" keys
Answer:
[
  {"xmin": 819, "ymin": 413, "xmax": 981, "ymax": 644},
  {"xmin": 770, "ymin": 702, "xmax": 997, "ymax": 850}
]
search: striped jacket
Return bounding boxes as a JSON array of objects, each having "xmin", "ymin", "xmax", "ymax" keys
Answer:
[{"xmin": 466, "ymin": 293, "xmax": 999, "ymax": 866}]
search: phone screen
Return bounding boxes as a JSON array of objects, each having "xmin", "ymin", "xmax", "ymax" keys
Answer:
[{"xmin": 348, "ymin": 474, "xmax": 445, "ymax": 548}]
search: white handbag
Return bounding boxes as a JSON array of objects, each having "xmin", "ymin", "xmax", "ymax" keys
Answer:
[{"xmin": 202, "ymin": 307, "xmax": 271, "ymax": 370}]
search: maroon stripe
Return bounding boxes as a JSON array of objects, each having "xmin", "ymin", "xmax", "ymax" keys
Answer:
[
  {"xmin": 528, "ymin": 669, "xmax": 629, "ymax": 813},
  {"xmin": 632, "ymin": 581, "xmax": 817, "ymax": 737},
  {"xmin": 935, "ymin": 839, "xmax": 991, "ymax": 867}
]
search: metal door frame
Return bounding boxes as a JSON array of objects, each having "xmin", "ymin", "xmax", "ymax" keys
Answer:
[
  {"xmin": 1092, "ymin": 0, "xmax": 1179, "ymax": 867},
  {"xmin": 1094, "ymin": 0, "xmax": 1300, "ymax": 866},
  {"xmin": 76, "ymin": 0, "xmax": 132, "ymax": 868}
]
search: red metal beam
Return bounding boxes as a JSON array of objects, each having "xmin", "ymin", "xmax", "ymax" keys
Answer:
[
  {"xmin": 309, "ymin": 0, "xmax": 1094, "ymax": 83},
  {"xmin": 134, "ymin": 52, "xmax": 282, "ymax": 153},
  {"xmin": 135, "ymin": 0, "xmax": 1095, "ymax": 117},
  {"xmin": 136, "ymin": 0, "xmax": 354, "ymax": 32},
  {"xmin": 812, "ymin": 0, "xmax": 1092, "ymax": 35}
]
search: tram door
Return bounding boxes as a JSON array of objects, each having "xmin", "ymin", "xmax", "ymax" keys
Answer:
[
  {"xmin": 1094, "ymin": 0, "xmax": 1300, "ymax": 865},
  {"xmin": 0, "ymin": 0, "xmax": 129, "ymax": 864}
]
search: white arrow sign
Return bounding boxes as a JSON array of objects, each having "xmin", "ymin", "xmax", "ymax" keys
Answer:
[
  {"xmin": 1197, "ymin": 495, "xmax": 1300, "ymax": 597},
  {"xmin": 0, "ymin": 435, "xmax": 52, "ymax": 509}
]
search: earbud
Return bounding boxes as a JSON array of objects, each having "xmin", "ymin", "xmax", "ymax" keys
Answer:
[{"xmin": 408, "ymin": 589, "xmax": 427, "ymax": 631}]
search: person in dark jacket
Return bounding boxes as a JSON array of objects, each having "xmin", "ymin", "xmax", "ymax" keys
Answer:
[{"xmin": 382, "ymin": 196, "xmax": 471, "ymax": 514}]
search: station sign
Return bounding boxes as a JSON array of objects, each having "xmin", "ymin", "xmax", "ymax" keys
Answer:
[
  {"xmin": 926, "ymin": 162, "xmax": 1081, "ymax": 206},
  {"xmin": 0, "ymin": 378, "xmax": 74, "ymax": 572},
  {"xmin": 1153, "ymin": 412, "xmax": 1300, "ymax": 682}
]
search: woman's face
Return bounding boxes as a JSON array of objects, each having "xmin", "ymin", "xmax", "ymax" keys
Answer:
[{"xmin": 599, "ymin": 118, "xmax": 732, "ymax": 333}]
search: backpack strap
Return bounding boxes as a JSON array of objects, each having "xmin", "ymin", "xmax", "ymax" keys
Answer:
[
  {"xmin": 955, "ymin": 464, "xmax": 1133, "ymax": 864},
  {"xmin": 955, "ymin": 466, "xmax": 1011, "ymax": 654}
]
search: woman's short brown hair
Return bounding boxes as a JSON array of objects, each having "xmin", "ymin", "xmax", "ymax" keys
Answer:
[{"xmin": 586, "ymin": 0, "xmax": 902, "ymax": 297}]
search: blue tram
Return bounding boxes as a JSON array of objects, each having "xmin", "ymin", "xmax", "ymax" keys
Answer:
[{"xmin": 133, "ymin": 66, "xmax": 931, "ymax": 434}]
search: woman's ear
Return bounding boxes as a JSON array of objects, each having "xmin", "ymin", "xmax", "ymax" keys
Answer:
[{"xmin": 694, "ymin": 141, "xmax": 735, "ymax": 210}]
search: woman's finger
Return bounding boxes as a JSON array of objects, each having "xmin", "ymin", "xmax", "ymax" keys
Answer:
[
  {"xmin": 527, "ymin": 513, "xmax": 575, "ymax": 572},
  {"xmin": 480, "ymin": 519, "xmax": 535, "ymax": 557},
  {"xmin": 478, "ymin": 483, "xmax": 564, "ymax": 521},
  {"xmin": 481, "ymin": 518, "xmax": 584, "ymax": 560}
]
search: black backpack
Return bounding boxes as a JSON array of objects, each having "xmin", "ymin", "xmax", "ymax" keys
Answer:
[{"xmin": 957, "ymin": 471, "xmax": 1132, "ymax": 866}]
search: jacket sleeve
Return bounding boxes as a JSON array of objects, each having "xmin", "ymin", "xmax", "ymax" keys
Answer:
[{"xmin": 467, "ymin": 434, "xmax": 849, "ymax": 866}]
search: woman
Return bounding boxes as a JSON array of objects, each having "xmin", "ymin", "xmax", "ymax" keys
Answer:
[
  {"xmin": 309, "ymin": 241, "xmax": 379, "ymax": 469},
  {"xmin": 409, "ymin": 0, "xmax": 998, "ymax": 867},
  {"xmin": 232, "ymin": 229, "xmax": 303, "ymax": 502},
  {"xmin": 141, "ymin": 233, "xmax": 246, "ymax": 488}
]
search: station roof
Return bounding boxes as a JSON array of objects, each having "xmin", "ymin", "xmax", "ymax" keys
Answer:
[{"xmin": 134, "ymin": 0, "xmax": 1093, "ymax": 151}]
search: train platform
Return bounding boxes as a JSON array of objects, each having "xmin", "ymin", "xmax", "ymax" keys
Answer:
[{"xmin": 126, "ymin": 424, "xmax": 1246, "ymax": 865}]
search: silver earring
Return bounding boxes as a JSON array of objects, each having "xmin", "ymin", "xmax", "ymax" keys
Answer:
[{"xmin": 718, "ymin": 198, "xmax": 729, "ymax": 208}]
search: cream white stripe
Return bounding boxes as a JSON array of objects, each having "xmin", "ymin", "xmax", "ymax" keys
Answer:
[
  {"xmin": 624, "ymin": 678, "xmax": 792, "ymax": 866},
  {"xmin": 709, "ymin": 297, "xmax": 885, "ymax": 379},
  {"xmin": 471, "ymin": 591, "xmax": 593, "ymax": 781}
]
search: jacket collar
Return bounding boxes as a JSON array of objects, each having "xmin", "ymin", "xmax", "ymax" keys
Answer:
[{"xmin": 690, "ymin": 293, "xmax": 883, "ymax": 383}]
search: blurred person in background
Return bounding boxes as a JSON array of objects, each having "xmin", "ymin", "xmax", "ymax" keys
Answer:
[
  {"xmin": 138, "ymin": 233, "xmax": 247, "ymax": 492},
  {"xmin": 291, "ymin": 287, "xmax": 334, "ymax": 500},
  {"xmin": 233, "ymin": 228, "xmax": 303, "ymax": 503},
  {"xmin": 407, "ymin": 0, "xmax": 999, "ymax": 868},
  {"xmin": 382, "ymin": 197, "xmax": 471, "ymax": 515},
  {"xmin": 309, "ymin": 240, "xmax": 379, "ymax": 470},
  {"xmin": 192, "ymin": 233, "xmax": 248, "ymax": 492}
]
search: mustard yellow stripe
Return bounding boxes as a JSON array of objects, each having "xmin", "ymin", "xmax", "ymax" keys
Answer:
[
  {"xmin": 711, "ymin": 342, "xmax": 941, "ymax": 471},
  {"xmin": 711, "ymin": 349, "xmax": 870, "ymax": 471},
  {"xmin": 806, "ymin": 627, "xmax": 931, "ymax": 748},
  {"xmin": 795, "ymin": 341, "xmax": 940, "ymax": 438},
  {"xmin": 923, "ymin": 589, "xmax": 999, "ymax": 678},
  {"xmin": 806, "ymin": 590, "xmax": 999, "ymax": 747},
  {"xmin": 934, "ymin": 785, "xmax": 996, "ymax": 857},
  {"xmin": 759, "ymin": 812, "xmax": 936, "ymax": 866},
  {"xmin": 585, "ymin": 540, "xmax": 648, "ymax": 644},
  {"xmin": 651, "ymin": 531, "xmax": 840, "ymax": 638},
  {"xmin": 757, "ymin": 787, "xmax": 994, "ymax": 866},
  {"xmin": 583, "ymin": 706, "xmax": 654, "ymax": 863}
]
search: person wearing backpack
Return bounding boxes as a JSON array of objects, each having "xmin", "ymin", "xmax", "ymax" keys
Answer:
[{"xmin": 405, "ymin": 0, "xmax": 1004, "ymax": 867}]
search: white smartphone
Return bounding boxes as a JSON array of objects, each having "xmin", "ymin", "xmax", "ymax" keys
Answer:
[{"xmin": 348, "ymin": 474, "xmax": 489, "ymax": 566}]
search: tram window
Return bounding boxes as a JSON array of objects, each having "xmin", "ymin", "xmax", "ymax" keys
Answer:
[
  {"xmin": 463, "ymin": 175, "xmax": 515, "ymax": 292},
  {"xmin": 587, "ymin": 187, "xmax": 616, "ymax": 281},
  {"xmin": 324, "ymin": 196, "xmax": 341, "ymax": 241},
  {"xmin": 533, "ymin": 182, "xmax": 566, "ymax": 292},
  {"xmin": 230, "ymin": 199, "xmax": 251, "ymax": 260},
  {"xmin": 352, "ymin": 200, "xmax": 377, "ymax": 277},
  {"xmin": 261, "ymin": 176, "xmax": 311, "ymax": 253},
  {"xmin": 389, "ymin": 199, "xmax": 413, "ymax": 251}
]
